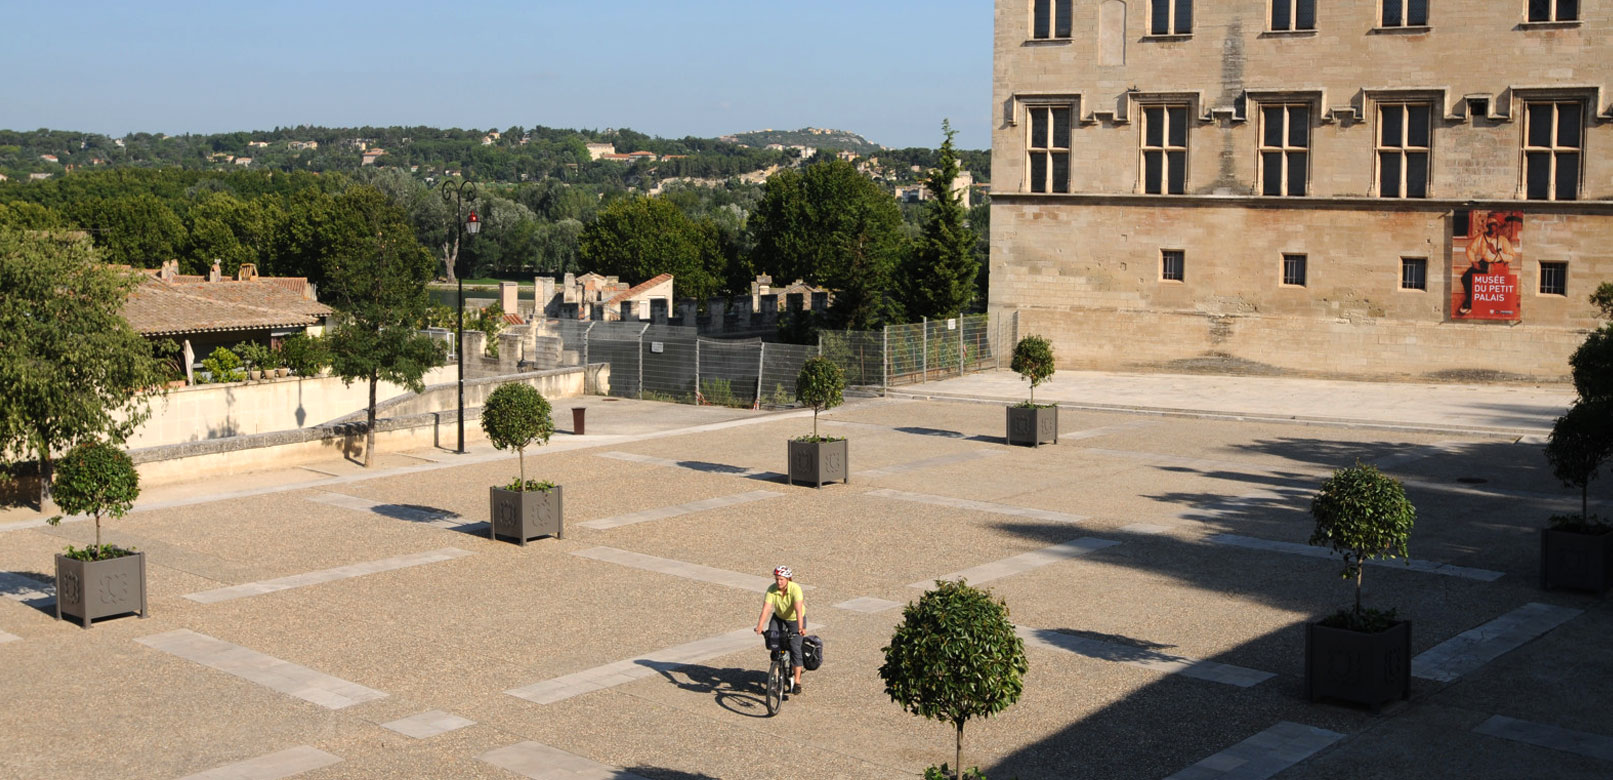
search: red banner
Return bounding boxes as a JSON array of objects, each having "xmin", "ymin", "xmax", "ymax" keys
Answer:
[{"xmin": 1452, "ymin": 210, "xmax": 1522, "ymax": 321}]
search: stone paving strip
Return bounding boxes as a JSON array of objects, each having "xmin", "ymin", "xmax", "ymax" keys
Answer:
[
  {"xmin": 136, "ymin": 629, "xmax": 388, "ymax": 710},
  {"xmin": 184, "ymin": 548, "xmax": 474, "ymax": 603},
  {"xmin": 479, "ymin": 740, "xmax": 652, "ymax": 780},
  {"xmin": 570, "ymin": 546, "xmax": 812, "ymax": 593},
  {"xmin": 1162, "ymin": 721, "xmax": 1344, "ymax": 780},
  {"xmin": 858, "ymin": 449, "xmax": 1001, "ymax": 477},
  {"xmin": 0, "ymin": 570, "xmax": 54, "ymax": 607},
  {"xmin": 1412, "ymin": 602, "xmax": 1583, "ymax": 682},
  {"xmin": 867, "ymin": 488, "xmax": 1086, "ymax": 524},
  {"xmin": 1473, "ymin": 714, "xmax": 1613, "ymax": 763},
  {"xmin": 1206, "ymin": 534, "xmax": 1505, "ymax": 582},
  {"xmin": 176, "ymin": 745, "xmax": 342, "ymax": 780},
  {"xmin": 506, "ymin": 626, "xmax": 779, "ymax": 705},
  {"xmin": 1016, "ymin": 626, "xmax": 1276, "ymax": 688},
  {"xmin": 833, "ymin": 596, "xmax": 904, "ymax": 614},
  {"xmin": 908, "ymin": 538, "xmax": 1121, "ymax": 589},
  {"xmin": 578, "ymin": 490, "xmax": 783, "ymax": 530},
  {"xmin": 379, "ymin": 709, "xmax": 476, "ymax": 739},
  {"xmin": 597, "ymin": 451, "xmax": 782, "ymax": 480},
  {"xmin": 0, "ymin": 628, "xmax": 19, "ymax": 643},
  {"xmin": 304, "ymin": 490, "xmax": 482, "ymax": 531}
]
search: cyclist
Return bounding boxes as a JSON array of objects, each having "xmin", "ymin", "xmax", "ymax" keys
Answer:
[{"xmin": 753, "ymin": 565, "xmax": 806, "ymax": 694}]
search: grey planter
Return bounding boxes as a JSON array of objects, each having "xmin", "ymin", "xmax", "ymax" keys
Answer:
[
  {"xmin": 1305, "ymin": 619, "xmax": 1411, "ymax": 711},
  {"xmin": 788, "ymin": 439, "xmax": 848, "ymax": 488},
  {"xmin": 489, "ymin": 485, "xmax": 564, "ymax": 545},
  {"xmin": 54, "ymin": 551, "xmax": 148, "ymax": 629},
  {"xmin": 1541, "ymin": 527, "xmax": 1613, "ymax": 593},
  {"xmin": 1006, "ymin": 404, "xmax": 1058, "ymax": 447}
]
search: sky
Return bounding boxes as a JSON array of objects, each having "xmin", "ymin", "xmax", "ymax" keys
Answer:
[{"xmin": 4, "ymin": 1, "xmax": 993, "ymax": 150}]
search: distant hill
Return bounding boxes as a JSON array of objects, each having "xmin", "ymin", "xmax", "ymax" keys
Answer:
[{"xmin": 724, "ymin": 128, "xmax": 883, "ymax": 156}]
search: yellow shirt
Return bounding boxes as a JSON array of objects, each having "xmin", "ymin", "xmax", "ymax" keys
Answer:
[{"xmin": 766, "ymin": 581, "xmax": 804, "ymax": 621}]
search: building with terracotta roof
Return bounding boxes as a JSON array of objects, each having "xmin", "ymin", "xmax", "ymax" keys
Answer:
[
  {"xmin": 123, "ymin": 260, "xmax": 332, "ymax": 372},
  {"xmin": 601, "ymin": 273, "xmax": 674, "ymax": 320}
]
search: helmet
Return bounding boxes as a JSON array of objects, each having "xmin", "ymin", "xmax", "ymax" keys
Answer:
[{"xmin": 773, "ymin": 566, "xmax": 793, "ymax": 579}]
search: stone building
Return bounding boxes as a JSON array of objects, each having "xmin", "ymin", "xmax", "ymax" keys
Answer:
[{"xmin": 989, "ymin": 1, "xmax": 1611, "ymax": 379}]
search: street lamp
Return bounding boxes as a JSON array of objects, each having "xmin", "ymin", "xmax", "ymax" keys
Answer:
[{"xmin": 440, "ymin": 180, "xmax": 479, "ymax": 453}]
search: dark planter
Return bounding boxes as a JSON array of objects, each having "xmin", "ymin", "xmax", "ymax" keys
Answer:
[
  {"xmin": 1006, "ymin": 404, "xmax": 1058, "ymax": 447},
  {"xmin": 54, "ymin": 551, "xmax": 148, "ymax": 629},
  {"xmin": 1305, "ymin": 619, "xmax": 1411, "ymax": 711},
  {"xmin": 1541, "ymin": 526, "xmax": 1613, "ymax": 593},
  {"xmin": 788, "ymin": 438, "xmax": 848, "ymax": 488},
  {"xmin": 489, "ymin": 485, "xmax": 564, "ymax": 545}
]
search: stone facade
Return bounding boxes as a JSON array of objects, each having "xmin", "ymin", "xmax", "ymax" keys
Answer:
[{"xmin": 990, "ymin": 1, "xmax": 1613, "ymax": 380}]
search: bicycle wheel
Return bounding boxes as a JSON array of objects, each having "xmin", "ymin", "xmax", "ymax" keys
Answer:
[{"xmin": 765, "ymin": 654, "xmax": 784, "ymax": 716}]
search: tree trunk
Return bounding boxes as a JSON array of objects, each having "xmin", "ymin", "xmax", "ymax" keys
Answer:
[
  {"xmin": 1583, "ymin": 482, "xmax": 1590, "ymax": 522},
  {"xmin": 955, "ymin": 721, "xmax": 964, "ymax": 780},
  {"xmin": 442, "ymin": 238, "xmax": 460, "ymax": 283},
  {"xmin": 364, "ymin": 372, "xmax": 378, "ymax": 468},
  {"xmin": 1354, "ymin": 566, "xmax": 1364, "ymax": 615}
]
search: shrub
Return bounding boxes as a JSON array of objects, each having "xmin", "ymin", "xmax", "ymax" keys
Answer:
[
  {"xmin": 48, "ymin": 441, "xmax": 140, "ymax": 560},
  {"xmin": 1545, "ymin": 399, "xmax": 1613, "ymax": 530},
  {"xmin": 279, "ymin": 333, "xmax": 330, "ymax": 377},
  {"xmin": 234, "ymin": 342, "xmax": 272, "ymax": 376},
  {"xmin": 480, "ymin": 383, "xmax": 553, "ymax": 489},
  {"xmin": 1309, "ymin": 463, "xmax": 1415, "ymax": 619},
  {"xmin": 1010, "ymin": 335, "xmax": 1054, "ymax": 405},
  {"xmin": 796, "ymin": 356, "xmax": 845, "ymax": 439},
  {"xmin": 201, "ymin": 347, "xmax": 244, "ymax": 383}
]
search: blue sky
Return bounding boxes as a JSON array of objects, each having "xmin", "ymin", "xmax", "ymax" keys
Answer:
[{"xmin": 5, "ymin": 1, "xmax": 992, "ymax": 150}]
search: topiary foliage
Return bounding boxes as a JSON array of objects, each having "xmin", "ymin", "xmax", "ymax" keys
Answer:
[
  {"xmin": 1569, "ymin": 324, "xmax": 1613, "ymax": 403},
  {"xmin": 1309, "ymin": 463, "xmax": 1415, "ymax": 616},
  {"xmin": 1010, "ymin": 335, "xmax": 1055, "ymax": 404},
  {"xmin": 48, "ymin": 440, "xmax": 140, "ymax": 558},
  {"xmin": 480, "ymin": 383, "xmax": 553, "ymax": 488},
  {"xmin": 880, "ymin": 579, "xmax": 1027, "ymax": 779},
  {"xmin": 795, "ymin": 356, "xmax": 845, "ymax": 439},
  {"xmin": 1545, "ymin": 399, "xmax": 1613, "ymax": 527},
  {"xmin": 201, "ymin": 346, "xmax": 244, "ymax": 384}
]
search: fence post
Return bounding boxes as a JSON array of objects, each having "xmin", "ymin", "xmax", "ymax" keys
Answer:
[
  {"xmin": 755, "ymin": 342, "xmax": 766, "ymax": 410},
  {"xmin": 921, "ymin": 317, "xmax": 928, "ymax": 383},
  {"xmin": 694, "ymin": 338, "xmax": 702, "ymax": 405},
  {"xmin": 882, "ymin": 325, "xmax": 889, "ymax": 393},
  {"xmin": 583, "ymin": 321, "xmax": 594, "ymax": 370},
  {"xmin": 637, "ymin": 323, "xmax": 648, "ymax": 400},
  {"xmin": 959, "ymin": 316, "xmax": 966, "ymax": 377}
]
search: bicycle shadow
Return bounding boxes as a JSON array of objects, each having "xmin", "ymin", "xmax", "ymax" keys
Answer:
[{"xmin": 634, "ymin": 659, "xmax": 776, "ymax": 718}]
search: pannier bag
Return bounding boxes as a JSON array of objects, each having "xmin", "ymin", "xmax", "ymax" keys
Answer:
[
  {"xmin": 802, "ymin": 634, "xmax": 823, "ymax": 670},
  {"xmin": 765, "ymin": 630, "xmax": 785, "ymax": 651}
]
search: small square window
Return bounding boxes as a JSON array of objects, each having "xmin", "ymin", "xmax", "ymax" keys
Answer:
[
  {"xmin": 1529, "ymin": 0, "xmax": 1578, "ymax": 23},
  {"xmin": 1033, "ymin": 0, "xmax": 1074, "ymax": 39},
  {"xmin": 1162, "ymin": 250, "xmax": 1185, "ymax": 281},
  {"xmin": 1540, "ymin": 262, "xmax": 1567, "ymax": 295},
  {"xmin": 1272, "ymin": 0, "xmax": 1317, "ymax": 31},
  {"xmin": 1282, "ymin": 253, "xmax": 1308, "ymax": 286},
  {"xmin": 1382, "ymin": 0, "xmax": 1429, "ymax": 26},
  {"xmin": 1401, "ymin": 257, "xmax": 1427, "ymax": 290}
]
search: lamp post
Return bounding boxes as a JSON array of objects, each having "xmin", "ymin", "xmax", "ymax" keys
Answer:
[{"xmin": 440, "ymin": 180, "xmax": 479, "ymax": 453}]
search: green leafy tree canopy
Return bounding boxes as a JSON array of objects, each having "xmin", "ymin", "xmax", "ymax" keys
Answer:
[
  {"xmin": 576, "ymin": 195, "xmax": 722, "ymax": 303},
  {"xmin": 48, "ymin": 440, "xmax": 140, "ymax": 558},
  {"xmin": 795, "ymin": 356, "xmax": 845, "ymax": 438},
  {"xmin": 480, "ymin": 382, "xmax": 554, "ymax": 488},
  {"xmin": 901, "ymin": 120, "xmax": 979, "ymax": 320},
  {"xmin": 1308, "ymin": 463, "xmax": 1416, "ymax": 615},
  {"xmin": 1546, "ymin": 399, "xmax": 1613, "ymax": 527},
  {"xmin": 1010, "ymin": 335, "xmax": 1055, "ymax": 404}
]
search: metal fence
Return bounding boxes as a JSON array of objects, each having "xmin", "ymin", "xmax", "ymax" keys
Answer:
[{"xmin": 544, "ymin": 311, "xmax": 1013, "ymax": 406}]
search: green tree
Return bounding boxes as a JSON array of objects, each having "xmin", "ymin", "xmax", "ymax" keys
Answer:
[
  {"xmin": 879, "ymin": 579, "xmax": 1028, "ymax": 779},
  {"xmin": 1546, "ymin": 400, "xmax": 1613, "ymax": 524},
  {"xmin": 901, "ymin": 121, "xmax": 979, "ymax": 320},
  {"xmin": 749, "ymin": 160, "xmax": 907, "ymax": 328},
  {"xmin": 47, "ymin": 440, "xmax": 140, "ymax": 558},
  {"xmin": 576, "ymin": 195, "xmax": 722, "ymax": 302},
  {"xmin": 795, "ymin": 356, "xmax": 845, "ymax": 439},
  {"xmin": 183, "ymin": 191, "xmax": 277, "ymax": 276},
  {"xmin": 480, "ymin": 383, "xmax": 554, "ymax": 488},
  {"xmin": 68, "ymin": 194, "xmax": 186, "ymax": 268},
  {"xmin": 0, "ymin": 230, "xmax": 167, "ymax": 508},
  {"xmin": 323, "ymin": 188, "xmax": 445, "ymax": 467},
  {"xmin": 1309, "ymin": 463, "xmax": 1416, "ymax": 616},
  {"xmin": 1010, "ymin": 335, "xmax": 1055, "ymax": 404}
]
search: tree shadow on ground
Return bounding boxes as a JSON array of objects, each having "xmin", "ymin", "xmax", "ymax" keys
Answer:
[
  {"xmin": 620, "ymin": 767, "xmax": 722, "ymax": 780},
  {"xmin": 0, "ymin": 569, "xmax": 56, "ymax": 613},
  {"xmin": 895, "ymin": 425, "xmax": 1001, "ymax": 444}
]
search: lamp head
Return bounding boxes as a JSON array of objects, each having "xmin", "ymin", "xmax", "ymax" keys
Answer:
[{"xmin": 465, "ymin": 210, "xmax": 481, "ymax": 235}]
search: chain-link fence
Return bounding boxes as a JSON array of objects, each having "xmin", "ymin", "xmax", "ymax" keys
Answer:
[{"xmin": 541, "ymin": 311, "xmax": 1014, "ymax": 406}]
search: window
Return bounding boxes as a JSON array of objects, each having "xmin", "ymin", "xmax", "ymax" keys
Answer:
[
  {"xmin": 1271, "ymin": 0, "xmax": 1317, "ymax": 30},
  {"xmin": 1382, "ymin": 0, "xmax": 1429, "ymax": 26},
  {"xmin": 1528, "ymin": 0, "xmax": 1579, "ymax": 22},
  {"xmin": 1151, "ymin": 0, "xmax": 1193, "ymax": 34},
  {"xmin": 1524, "ymin": 102, "xmax": 1582, "ymax": 200},
  {"xmin": 1540, "ymin": 262, "xmax": 1567, "ymax": 295},
  {"xmin": 1282, "ymin": 254, "xmax": 1308, "ymax": 286},
  {"xmin": 1033, "ymin": 0, "xmax": 1073, "ymax": 39},
  {"xmin": 1401, "ymin": 257, "xmax": 1427, "ymax": 290},
  {"xmin": 1162, "ymin": 250, "xmax": 1185, "ymax": 281},
  {"xmin": 1027, "ymin": 104, "xmax": 1072, "ymax": 193},
  {"xmin": 1142, "ymin": 105, "xmax": 1189, "ymax": 194},
  {"xmin": 1260, "ymin": 105, "xmax": 1310, "ymax": 196},
  {"xmin": 1378, "ymin": 103, "xmax": 1431, "ymax": 198}
]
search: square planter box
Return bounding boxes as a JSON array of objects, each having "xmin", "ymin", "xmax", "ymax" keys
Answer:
[
  {"xmin": 788, "ymin": 439, "xmax": 848, "ymax": 488},
  {"xmin": 1305, "ymin": 619, "xmax": 1411, "ymax": 711},
  {"xmin": 489, "ymin": 485, "xmax": 564, "ymax": 545},
  {"xmin": 55, "ymin": 551, "xmax": 148, "ymax": 629},
  {"xmin": 1541, "ymin": 527, "xmax": 1613, "ymax": 593},
  {"xmin": 1006, "ymin": 405, "xmax": 1058, "ymax": 447}
]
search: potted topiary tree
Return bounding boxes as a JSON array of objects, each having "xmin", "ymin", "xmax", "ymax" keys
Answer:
[
  {"xmin": 48, "ymin": 441, "xmax": 148, "ymax": 628},
  {"xmin": 788, "ymin": 356, "xmax": 847, "ymax": 488},
  {"xmin": 1541, "ymin": 399, "xmax": 1613, "ymax": 592},
  {"xmin": 236, "ymin": 341, "xmax": 272, "ymax": 381},
  {"xmin": 1305, "ymin": 462, "xmax": 1415, "ymax": 710},
  {"xmin": 1006, "ymin": 335, "xmax": 1057, "ymax": 447},
  {"xmin": 879, "ymin": 579, "xmax": 1027, "ymax": 780},
  {"xmin": 481, "ymin": 382, "xmax": 561, "ymax": 545}
]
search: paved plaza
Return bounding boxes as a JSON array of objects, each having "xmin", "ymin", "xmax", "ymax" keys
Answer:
[{"xmin": 1, "ymin": 370, "xmax": 1609, "ymax": 779}]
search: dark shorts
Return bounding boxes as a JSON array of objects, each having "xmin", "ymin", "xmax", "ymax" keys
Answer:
[{"xmin": 768, "ymin": 615, "xmax": 804, "ymax": 668}]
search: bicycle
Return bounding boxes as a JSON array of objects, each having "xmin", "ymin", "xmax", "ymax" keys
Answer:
[{"xmin": 763, "ymin": 628, "xmax": 793, "ymax": 716}]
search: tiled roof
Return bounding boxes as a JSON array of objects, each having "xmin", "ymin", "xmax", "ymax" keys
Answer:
[
  {"xmin": 603, "ymin": 273, "xmax": 673, "ymax": 306},
  {"xmin": 123, "ymin": 277, "xmax": 332, "ymax": 337}
]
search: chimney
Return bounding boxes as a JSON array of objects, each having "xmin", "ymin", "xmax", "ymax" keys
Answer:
[
  {"xmin": 159, "ymin": 259, "xmax": 176, "ymax": 282},
  {"xmin": 499, "ymin": 281, "xmax": 518, "ymax": 314},
  {"xmin": 208, "ymin": 259, "xmax": 222, "ymax": 282}
]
